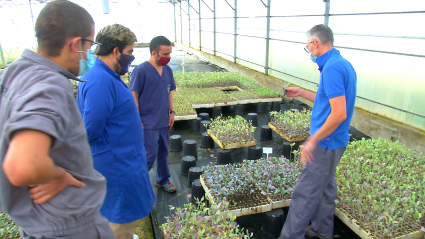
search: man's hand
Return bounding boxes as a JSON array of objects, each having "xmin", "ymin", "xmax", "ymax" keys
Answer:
[
  {"xmin": 29, "ymin": 171, "xmax": 85, "ymax": 204},
  {"xmin": 168, "ymin": 112, "xmax": 175, "ymax": 131},
  {"xmin": 300, "ymin": 138, "xmax": 317, "ymax": 165},
  {"xmin": 285, "ymin": 87, "xmax": 302, "ymax": 97}
]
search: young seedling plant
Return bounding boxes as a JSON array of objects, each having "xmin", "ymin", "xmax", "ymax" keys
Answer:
[
  {"xmin": 161, "ymin": 195, "xmax": 252, "ymax": 239},
  {"xmin": 270, "ymin": 109, "xmax": 311, "ymax": 141},
  {"xmin": 336, "ymin": 138, "xmax": 425, "ymax": 238},
  {"xmin": 0, "ymin": 212, "xmax": 20, "ymax": 239},
  {"xmin": 207, "ymin": 116, "xmax": 256, "ymax": 147}
]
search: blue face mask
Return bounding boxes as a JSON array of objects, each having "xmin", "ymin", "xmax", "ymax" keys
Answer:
[
  {"xmin": 78, "ymin": 49, "xmax": 95, "ymax": 76},
  {"xmin": 310, "ymin": 47, "xmax": 317, "ymax": 63},
  {"xmin": 118, "ymin": 53, "xmax": 135, "ymax": 74}
]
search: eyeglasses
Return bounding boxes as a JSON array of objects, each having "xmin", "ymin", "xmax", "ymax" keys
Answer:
[
  {"xmin": 304, "ymin": 41, "xmax": 312, "ymax": 53},
  {"xmin": 81, "ymin": 37, "xmax": 102, "ymax": 47}
]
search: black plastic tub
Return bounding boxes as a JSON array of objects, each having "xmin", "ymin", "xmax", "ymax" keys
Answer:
[
  {"xmin": 191, "ymin": 179, "xmax": 205, "ymax": 204},
  {"xmin": 180, "ymin": 155, "xmax": 196, "ymax": 176},
  {"xmin": 199, "ymin": 120, "xmax": 211, "ymax": 134},
  {"xmin": 247, "ymin": 113, "xmax": 258, "ymax": 127},
  {"xmin": 212, "ymin": 107, "xmax": 222, "ymax": 118},
  {"xmin": 217, "ymin": 148, "xmax": 232, "ymax": 165},
  {"xmin": 260, "ymin": 125, "xmax": 273, "ymax": 141},
  {"xmin": 248, "ymin": 145, "xmax": 263, "ymax": 160},
  {"xmin": 271, "ymin": 102, "xmax": 281, "ymax": 112},
  {"xmin": 201, "ymin": 132, "xmax": 215, "ymax": 148},
  {"xmin": 169, "ymin": 135, "xmax": 183, "ymax": 152},
  {"xmin": 256, "ymin": 102, "xmax": 266, "ymax": 113},
  {"xmin": 234, "ymin": 104, "xmax": 245, "ymax": 115},
  {"xmin": 183, "ymin": 139, "xmax": 197, "ymax": 159},
  {"xmin": 191, "ymin": 117, "xmax": 202, "ymax": 131},
  {"xmin": 261, "ymin": 209, "xmax": 286, "ymax": 238},
  {"xmin": 199, "ymin": 112, "xmax": 210, "ymax": 121},
  {"xmin": 188, "ymin": 166, "xmax": 203, "ymax": 187}
]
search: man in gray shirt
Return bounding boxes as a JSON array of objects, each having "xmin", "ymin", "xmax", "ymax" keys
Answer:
[{"xmin": 0, "ymin": 1, "xmax": 115, "ymax": 238}]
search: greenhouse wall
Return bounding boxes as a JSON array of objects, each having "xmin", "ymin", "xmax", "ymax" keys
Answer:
[{"xmin": 174, "ymin": 0, "xmax": 425, "ymax": 132}]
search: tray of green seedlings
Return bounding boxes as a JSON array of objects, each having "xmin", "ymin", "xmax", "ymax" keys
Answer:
[
  {"xmin": 207, "ymin": 116, "xmax": 257, "ymax": 149},
  {"xmin": 268, "ymin": 109, "xmax": 311, "ymax": 142},
  {"xmin": 178, "ymin": 88, "xmax": 215, "ymax": 108},
  {"xmin": 173, "ymin": 92, "xmax": 197, "ymax": 120},
  {"xmin": 335, "ymin": 138, "xmax": 425, "ymax": 239},
  {"xmin": 201, "ymin": 162, "xmax": 272, "ymax": 217},
  {"xmin": 252, "ymin": 87, "xmax": 282, "ymax": 102},
  {"xmin": 161, "ymin": 195, "xmax": 252, "ymax": 239},
  {"xmin": 255, "ymin": 157, "xmax": 302, "ymax": 209},
  {"xmin": 0, "ymin": 212, "xmax": 20, "ymax": 239}
]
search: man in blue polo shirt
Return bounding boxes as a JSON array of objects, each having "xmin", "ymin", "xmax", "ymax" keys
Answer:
[
  {"xmin": 130, "ymin": 36, "xmax": 177, "ymax": 193},
  {"xmin": 279, "ymin": 24, "xmax": 357, "ymax": 239}
]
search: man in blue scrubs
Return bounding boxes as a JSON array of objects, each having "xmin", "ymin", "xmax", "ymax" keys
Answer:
[
  {"xmin": 77, "ymin": 24, "xmax": 155, "ymax": 239},
  {"xmin": 130, "ymin": 36, "xmax": 177, "ymax": 193},
  {"xmin": 279, "ymin": 24, "xmax": 357, "ymax": 239}
]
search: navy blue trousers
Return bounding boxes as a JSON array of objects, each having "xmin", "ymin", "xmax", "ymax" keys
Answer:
[{"xmin": 144, "ymin": 127, "xmax": 171, "ymax": 185}]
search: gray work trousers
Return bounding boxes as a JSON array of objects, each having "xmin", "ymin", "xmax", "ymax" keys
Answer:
[{"xmin": 279, "ymin": 145, "xmax": 346, "ymax": 239}]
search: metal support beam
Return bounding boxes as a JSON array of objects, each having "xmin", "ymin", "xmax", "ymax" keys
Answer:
[
  {"xmin": 0, "ymin": 42, "xmax": 6, "ymax": 68},
  {"xmin": 199, "ymin": 0, "xmax": 202, "ymax": 50},
  {"xmin": 180, "ymin": 2, "xmax": 183, "ymax": 43},
  {"xmin": 201, "ymin": 0, "xmax": 214, "ymax": 12},
  {"xmin": 188, "ymin": 0, "xmax": 191, "ymax": 47},
  {"xmin": 174, "ymin": 3, "xmax": 177, "ymax": 42},
  {"xmin": 233, "ymin": 0, "xmax": 237, "ymax": 63},
  {"xmin": 324, "ymin": 0, "xmax": 330, "ymax": 26},
  {"xmin": 213, "ymin": 0, "xmax": 216, "ymax": 55},
  {"xmin": 265, "ymin": 0, "xmax": 271, "ymax": 75}
]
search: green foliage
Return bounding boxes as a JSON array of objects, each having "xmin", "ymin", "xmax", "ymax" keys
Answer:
[
  {"xmin": 0, "ymin": 212, "xmax": 20, "ymax": 239},
  {"xmin": 270, "ymin": 109, "xmax": 311, "ymax": 140},
  {"xmin": 336, "ymin": 138, "xmax": 425, "ymax": 238},
  {"xmin": 161, "ymin": 197, "xmax": 252, "ymax": 239},
  {"xmin": 203, "ymin": 157, "xmax": 301, "ymax": 208},
  {"xmin": 208, "ymin": 116, "xmax": 255, "ymax": 146}
]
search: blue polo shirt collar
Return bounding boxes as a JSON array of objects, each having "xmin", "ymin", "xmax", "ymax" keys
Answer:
[
  {"xmin": 316, "ymin": 48, "xmax": 339, "ymax": 72},
  {"xmin": 95, "ymin": 58, "xmax": 121, "ymax": 80}
]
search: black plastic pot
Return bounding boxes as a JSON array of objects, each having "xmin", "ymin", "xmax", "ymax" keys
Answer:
[
  {"xmin": 201, "ymin": 132, "xmax": 214, "ymax": 148},
  {"xmin": 191, "ymin": 179, "xmax": 205, "ymax": 204},
  {"xmin": 169, "ymin": 135, "xmax": 183, "ymax": 152},
  {"xmin": 248, "ymin": 145, "xmax": 263, "ymax": 160},
  {"xmin": 212, "ymin": 107, "xmax": 222, "ymax": 118},
  {"xmin": 199, "ymin": 112, "xmax": 210, "ymax": 121},
  {"xmin": 191, "ymin": 117, "xmax": 202, "ymax": 132},
  {"xmin": 188, "ymin": 166, "xmax": 203, "ymax": 187},
  {"xmin": 247, "ymin": 113, "xmax": 258, "ymax": 127},
  {"xmin": 260, "ymin": 125, "xmax": 273, "ymax": 141},
  {"xmin": 180, "ymin": 155, "xmax": 196, "ymax": 176},
  {"xmin": 271, "ymin": 102, "xmax": 281, "ymax": 112},
  {"xmin": 234, "ymin": 104, "xmax": 245, "ymax": 115},
  {"xmin": 183, "ymin": 139, "xmax": 197, "ymax": 159},
  {"xmin": 217, "ymin": 149, "xmax": 232, "ymax": 165},
  {"xmin": 282, "ymin": 141, "xmax": 295, "ymax": 161},
  {"xmin": 199, "ymin": 120, "xmax": 211, "ymax": 134},
  {"xmin": 256, "ymin": 102, "xmax": 266, "ymax": 113},
  {"xmin": 261, "ymin": 209, "xmax": 286, "ymax": 238}
]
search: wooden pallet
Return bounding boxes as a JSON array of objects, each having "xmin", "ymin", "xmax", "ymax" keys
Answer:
[
  {"xmin": 268, "ymin": 122, "xmax": 308, "ymax": 142},
  {"xmin": 207, "ymin": 131, "xmax": 257, "ymax": 149},
  {"xmin": 200, "ymin": 175, "xmax": 272, "ymax": 217},
  {"xmin": 260, "ymin": 97, "xmax": 282, "ymax": 103},
  {"xmin": 334, "ymin": 207, "xmax": 425, "ymax": 239}
]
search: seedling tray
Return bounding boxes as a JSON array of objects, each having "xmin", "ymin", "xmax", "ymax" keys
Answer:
[
  {"xmin": 268, "ymin": 122, "xmax": 308, "ymax": 142},
  {"xmin": 335, "ymin": 207, "xmax": 425, "ymax": 239},
  {"xmin": 200, "ymin": 175, "xmax": 272, "ymax": 217},
  {"xmin": 207, "ymin": 131, "xmax": 257, "ymax": 149},
  {"xmin": 259, "ymin": 97, "xmax": 282, "ymax": 103},
  {"xmin": 174, "ymin": 114, "xmax": 198, "ymax": 121}
]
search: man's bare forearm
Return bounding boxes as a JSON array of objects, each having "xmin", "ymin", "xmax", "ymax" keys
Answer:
[{"xmin": 300, "ymin": 89, "xmax": 316, "ymax": 103}]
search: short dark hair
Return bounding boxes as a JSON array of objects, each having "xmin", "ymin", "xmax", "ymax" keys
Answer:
[
  {"xmin": 95, "ymin": 24, "xmax": 137, "ymax": 56},
  {"xmin": 35, "ymin": 0, "xmax": 94, "ymax": 56},
  {"xmin": 149, "ymin": 36, "xmax": 171, "ymax": 55},
  {"xmin": 307, "ymin": 24, "xmax": 334, "ymax": 45}
]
